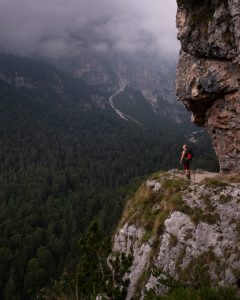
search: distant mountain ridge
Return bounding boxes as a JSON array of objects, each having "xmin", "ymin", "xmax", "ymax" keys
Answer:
[
  {"xmin": 0, "ymin": 52, "xmax": 189, "ymax": 127},
  {"xmin": 55, "ymin": 51, "xmax": 189, "ymax": 124}
]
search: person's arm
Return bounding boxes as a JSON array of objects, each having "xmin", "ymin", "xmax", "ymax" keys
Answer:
[{"xmin": 180, "ymin": 151, "xmax": 185, "ymax": 164}]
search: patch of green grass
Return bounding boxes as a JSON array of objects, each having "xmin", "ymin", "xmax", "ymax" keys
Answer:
[
  {"xmin": 134, "ymin": 268, "xmax": 152, "ymax": 300},
  {"xmin": 162, "ymin": 177, "xmax": 188, "ymax": 192},
  {"xmin": 233, "ymin": 268, "xmax": 240, "ymax": 280},
  {"xmin": 118, "ymin": 182, "xmax": 160, "ymax": 228},
  {"xmin": 152, "ymin": 210, "xmax": 170, "ymax": 237},
  {"xmin": 200, "ymin": 194, "xmax": 216, "ymax": 212},
  {"xmin": 150, "ymin": 172, "xmax": 167, "ymax": 180},
  {"xmin": 167, "ymin": 193, "xmax": 185, "ymax": 211},
  {"xmin": 119, "ymin": 176, "xmax": 190, "ymax": 239},
  {"xmin": 179, "ymin": 251, "xmax": 217, "ymax": 283},
  {"xmin": 201, "ymin": 177, "xmax": 229, "ymax": 188},
  {"xmin": 223, "ymin": 174, "xmax": 240, "ymax": 183},
  {"xmin": 183, "ymin": 206, "xmax": 220, "ymax": 225},
  {"xmin": 145, "ymin": 258, "xmax": 239, "ymax": 300},
  {"xmin": 142, "ymin": 231, "xmax": 152, "ymax": 243},
  {"xmin": 189, "ymin": 207, "xmax": 203, "ymax": 224}
]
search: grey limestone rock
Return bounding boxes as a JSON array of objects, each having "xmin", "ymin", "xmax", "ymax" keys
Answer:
[
  {"xmin": 109, "ymin": 181, "xmax": 240, "ymax": 298},
  {"xmin": 110, "ymin": 223, "xmax": 152, "ymax": 300},
  {"xmin": 146, "ymin": 180, "xmax": 162, "ymax": 193}
]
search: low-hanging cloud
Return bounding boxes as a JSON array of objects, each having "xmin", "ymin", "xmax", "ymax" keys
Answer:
[{"xmin": 0, "ymin": 0, "xmax": 179, "ymax": 58}]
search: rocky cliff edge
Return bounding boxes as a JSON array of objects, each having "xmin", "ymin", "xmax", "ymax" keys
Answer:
[
  {"xmin": 176, "ymin": 0, "xmax": 240, "ymax": 173},
  {"xmin": 108, "ymin": 172, "xmax": 240, "ymax": 299}
]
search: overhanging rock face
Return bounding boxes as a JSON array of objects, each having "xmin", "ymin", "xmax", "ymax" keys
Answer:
[{"xmin": 176, "ymin": 0, "xmax": 240, "ymax": 173}]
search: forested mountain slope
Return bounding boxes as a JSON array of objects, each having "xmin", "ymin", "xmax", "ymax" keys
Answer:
[{"xmin": 0, "ymin": 53, "xmax": 218, "ymax": 299}]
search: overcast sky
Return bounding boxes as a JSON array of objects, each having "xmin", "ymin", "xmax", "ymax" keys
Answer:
[{"xmin": 0, "ymin": 0, "xmax": 179, "ymax": 58}]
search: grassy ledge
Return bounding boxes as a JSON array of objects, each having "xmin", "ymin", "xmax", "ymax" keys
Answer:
[{"xmin": 118, "ymin": 172, "xmax": 189, "ymax": 237}]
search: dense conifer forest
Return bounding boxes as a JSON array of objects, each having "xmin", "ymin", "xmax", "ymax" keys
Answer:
[{"xmin": 0, "ymin": 54, "xmax": 218, "ymax": 299}]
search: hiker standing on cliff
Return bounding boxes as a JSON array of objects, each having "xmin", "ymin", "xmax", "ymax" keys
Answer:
[{"xmin": 180, "ymin": 144, "xmax": 191, "ymax": 180}]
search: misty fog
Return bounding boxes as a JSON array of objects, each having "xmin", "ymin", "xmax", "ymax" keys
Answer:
[{"xmin": 0, "ymin": 0, "xmax": 179, "ymax": 58}]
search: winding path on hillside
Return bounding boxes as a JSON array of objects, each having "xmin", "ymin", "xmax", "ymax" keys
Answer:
[{"xmin": 109, "ymin": 85, "xmax": 139, "ymax": 123}]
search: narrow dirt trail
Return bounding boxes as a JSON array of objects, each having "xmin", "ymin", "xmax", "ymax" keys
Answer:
[{"xmin": 176, "ymin": 170, "xmax": 219, "ymax": 183}]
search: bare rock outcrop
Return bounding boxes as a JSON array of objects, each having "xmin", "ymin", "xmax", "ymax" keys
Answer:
[
  {"xmin": 176, "ymin": 0, "xmax": 240, "ymax": 173},
  {"xmin": 108, "ymin": 174, "xmax": 240, "ymax": 298}
]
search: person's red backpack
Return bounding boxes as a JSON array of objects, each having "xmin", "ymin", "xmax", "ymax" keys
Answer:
[{"xmin": 185, "ymin": 149, "xmax": 194, "ymax": 161}]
